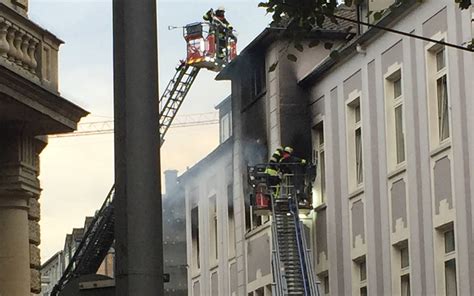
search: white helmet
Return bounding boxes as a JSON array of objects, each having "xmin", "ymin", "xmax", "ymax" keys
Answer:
[{"xmin": 217, "ymin": 6, "xmax": 225, "ymax": 12}]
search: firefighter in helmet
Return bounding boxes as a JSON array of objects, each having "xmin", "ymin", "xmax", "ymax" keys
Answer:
[{"xmin": 203, "ymin": 6, "xmax": 236, "ymax": 59}]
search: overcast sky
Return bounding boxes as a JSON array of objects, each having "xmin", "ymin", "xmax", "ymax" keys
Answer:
[{"xmin": 29, "ymin": 0, "xmax": 270, "ymax": 262}]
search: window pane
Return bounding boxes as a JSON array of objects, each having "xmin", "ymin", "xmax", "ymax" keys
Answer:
[
  {"xmin": 319, "ymin": 125, "xmax": 325, "ymax": 145},
  {"xmin": 400, "ymin": 246, "xmax": 410, "ymax": 269},
  {"xmin": 355, "ymin": 104, "xmax": 361, "ymax": 123},
  {"xmin": 359, "ymin": 260, "xmax": 367, "ymax": 281},
  {"xmin": 394, "ymin": 78, "xmax": 402, "ymax": 99},
  {"xmin": 437, "ymin": 75, "xmax": 450, "ymax": 141},
  {"xmin": 320, "ymin": 151, "xmax": 326, "ymax": 203},
  {"xmin": 445, "ymin": 259, "xmax": 457, "ymax": 296},
  {"xmin": 445, "ymin": 229, "xmax": 455, "ymax": 253},
  {"xmin": 360, "ymin": 286, "xmax": 367, "ymax": 296},
  {"xmin": 401, "ymin": 274, "xmax": 411, "ymax": 296},
  {"xmin": 191, "ymin": 207, "xmax": 200, "ymax": 268},
  {"xmin": 395, "ymin": 105, "xmax": 405, "ymax": 163},
  {"xmin": 356, "ymin": 128, "xmax": 363, "ymax": 184},
  {"xmin": 436, "ymin": 49, "xmax": 446, "ymax": 71},
  {"xmin": 324, "ymin": 275, "xmax": 330, "ymax": 294}
]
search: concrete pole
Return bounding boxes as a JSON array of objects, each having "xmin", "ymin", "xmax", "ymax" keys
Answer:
[{"xmin": 113, "ymin": 0, "xmax": 163, "ymax": 295}]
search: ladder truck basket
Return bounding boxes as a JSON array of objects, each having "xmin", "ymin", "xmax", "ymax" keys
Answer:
[{"xmin": 183, "ymin": 22, "xmax": 237, "ymax": 72}]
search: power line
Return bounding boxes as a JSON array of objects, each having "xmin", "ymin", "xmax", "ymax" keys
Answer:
[
  {"xmin": 51, "ymin": 112, "xmax": 219, "ymax": 138},
  {"xmin": 326, "ymin": 12, "xmax": 474, "ymax": 52}
]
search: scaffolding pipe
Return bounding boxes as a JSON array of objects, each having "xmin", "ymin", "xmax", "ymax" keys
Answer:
[{"xmin": 113, "ymin": 0, "xmax": 163, "ymax": 295}]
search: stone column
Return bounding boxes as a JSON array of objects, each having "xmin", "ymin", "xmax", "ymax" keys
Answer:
[
  {"xmin": 0, "ymin": 128, "xmax": 44, "ymax": 295},
  {"xmin": 0, "ymin": 190, "xmax": 31, "ymax": 295}
]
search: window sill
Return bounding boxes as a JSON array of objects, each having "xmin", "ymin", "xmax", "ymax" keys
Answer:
[
  {"xmin": 430, "ymin": 141, "xmax": 451, "ymax": 158},
  {"xmin": 191, "ymin": 272, "xmax": 201, "ymax": 280},
  {"xmin": 348, "ymin": 187, "xmax": 364, "ymax": 199},
  {"xmin": 245, "ymin": 220, "xmax": 271, "ymax": 239},
  {"xmin": 315, "ymin": 203, "xmax": 327, "ymax": 212},
  {"xmin": 387, "ymin": 165, "xmax": 407, "ymax": 179},
  {"xmin": 210, "ymin": 264, "xmax": 219, "ymax": 272}
]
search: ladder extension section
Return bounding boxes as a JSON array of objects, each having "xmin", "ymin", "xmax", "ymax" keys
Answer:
[
  {"xmin": 160, "ymin": 65, "xmax": 200, "ymax": 139},
  {"xmin": 271, "ymin": 176, "xmax": 321, "ymax": 296},
  {"xmin": 52, "ymin": 63, "xmax": 200, "ymax": 295}
]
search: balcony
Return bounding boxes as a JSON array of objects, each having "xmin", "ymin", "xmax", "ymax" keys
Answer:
[{"xmin": 0, "ymin": 3, "xmax": 62, "ymax": 93}]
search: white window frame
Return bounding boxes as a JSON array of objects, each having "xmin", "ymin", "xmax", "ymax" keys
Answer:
[
  {"xmin": 391, "ymin": 240, "xmax": 411, "ymax": 296},
  {"xmin": 312, "ymin": 119, "xmax": 326, "ymax": 207},
  {"xmin": 220, "ymin": 112, "xmax": 232, "ymax": 143},
  {"xmin": 434, "ymin": 223, "xmax": 458, "ymax": 296},
  {"xmin": 346, "ymin": 91, "xmax": 364, "ymax": 193},
  {"xmin": 425, "ymin": 32, "xmax": 451, "ymax": 150},
  {"xmin": 384, "ymin": 63, "xmax": 406, "ymax": 172},
  {"xmin": 352, "ymin": 256, "xmax": 367, "ymax": 296}
]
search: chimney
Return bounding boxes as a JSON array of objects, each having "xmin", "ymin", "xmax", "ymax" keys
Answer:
[{"xmin": 164, "ymin": 170, "xmax": 178, "ymax": 196}]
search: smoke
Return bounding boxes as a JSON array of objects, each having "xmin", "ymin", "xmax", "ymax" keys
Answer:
[{"xmin": 241, "ymin": 137, "xmax": 267, "ymax": 166}]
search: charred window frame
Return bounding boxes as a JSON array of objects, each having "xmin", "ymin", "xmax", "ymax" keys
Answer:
[
  {"xmin": 251, "ymin": 58, "xmax": 266, "ymax": 99},
  {"xmin": 227, "ymin": 184, "xmax": 236, "ymax": 258},
  {"xmin": 191, "ymin": 206, "xmax": 200, "ymax": 269}
]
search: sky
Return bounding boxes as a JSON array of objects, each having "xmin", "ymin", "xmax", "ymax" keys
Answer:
[{"xmin": 29, "ymin": 0, "xmax": 271, "ymax": 262}]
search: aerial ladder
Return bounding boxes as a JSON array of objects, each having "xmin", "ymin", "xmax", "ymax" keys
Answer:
[
  {"xmin": 52, "ymin": 20, "xmax": 237, "ymax": 295},
  {"xmin": 248, "ymin": 163, "xmax": 322, "ymax": 296}
]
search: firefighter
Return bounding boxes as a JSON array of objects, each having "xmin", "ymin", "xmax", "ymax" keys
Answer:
[
  {"xmin": 279, "ymin": 146, "xmax": 308, "ymax": 205},
  {"xmin": 265, "ymin": 146, "xmax": 284, "ymax": 198},
  {"xmin": 203, "ymin": 6, "xmax": 236, "ymax": 59}
]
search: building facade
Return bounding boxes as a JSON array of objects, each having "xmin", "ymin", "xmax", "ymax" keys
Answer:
[
  {"xmin": 187, "ymin": 1, "xmax": 474, "ymax": 295},
  {"xmin": 0, "ymin": 0, "xmax": 88, "ymax": 294},
  {"xmin": 41, "ymin": 251, "xmax": 65, "ymax": 296}
]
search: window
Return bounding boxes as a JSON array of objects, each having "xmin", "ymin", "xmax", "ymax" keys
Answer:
[
  {"xmin": 252, "ymin": 60, "xmax": 266, "ymax": 98},
  {"xmin": 400, "ymin": 245, "xmax": 410, "ymax": 269},
  {"xmin": 313, "ymin": 122, "xmax": 326, "ymax": 205},
  {"xmin": 444, "ymin": 229, "xmax": 455, "ymax": 253},
  {"xmin": 227, "ymin": 184, "xmax": 236, "ymax": 257},
  {"xmin": 318, "ymin": 272, "xmax": 330, "ymax": 295},
  {"xmin": 395, "ymin": 105, "xmax": 405, "ymax": 163},
  {"xmin": 445, "ymin": 259, "xmax": 457, "ymax": 296},
  {"xmin": 191, "ymin": 207, "xmax": 200, "ymax": 269},
  {"xmin": 220, "ymin": 112, "xmax": 232, "ymax": 143},
  {"xmin": 427, "ymin": 44, "xmax": 450, "ymax": 146},
  {"xmin": 355, "ymin": 128, "xmax": 363, "ymax": 184},
  {"xmin": 323, "ymin": 274, "xmax": 330, "ymax": 294},
  {"xmin": 359, "ymin": 260, "xmax": 367, "ymax": 282},
  {"xmin": 401, "ymin": 274, "xmax": 411, "ymax": 296},
  {"xmin": 437, "ymin": 73, "xmax": 449, "ymax": 141},
  {"xmin": 385, "ymin": 69, "xmax": 406, "ymax": 169},
  {"xmin": 210, "ymin": 195, "xmax": 218, "ymax": 261},
  {"xmin": 400, "ymin": 245, "xmax": 410, "ymax": 296},
  {"xmin": 354, "ymin": 256, "xmax": 367, "ymax": 295},
  {"xmin": 439, "ymin": 226, "xmax": 457, "ymax": 296},
  {"xmin": 347, "ymin": 96, "xmax": 363, "ymax": 190}
]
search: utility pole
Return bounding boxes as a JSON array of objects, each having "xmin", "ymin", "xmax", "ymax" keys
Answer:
[{"xmin": 113, "ymin": 0, "xmax": 163, "ymax": 295}]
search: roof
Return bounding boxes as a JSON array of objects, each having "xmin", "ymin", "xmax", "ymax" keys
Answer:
[
  {"xmin": 299, "ymin": 1, "xmax": 418, "ymax": 86},
  {"xmin": 216, "ymin": 6, "xmax": 357, "ymax": 81},
  {"xmin": 178, "ymin": 138, "xmax": 233, "ymax": 182},
  {"xmin": 214, "ymin": 95, "xmax": 231, "ymax": 110},
  {"xmin": 41, "ymin": 251, "xmax": 63, "ymax": 269}
]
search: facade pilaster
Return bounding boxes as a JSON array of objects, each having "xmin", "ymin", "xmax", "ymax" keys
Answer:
[{"xmin": 0, "ymin": 128, "xmax": 46, "ymax": 295}]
